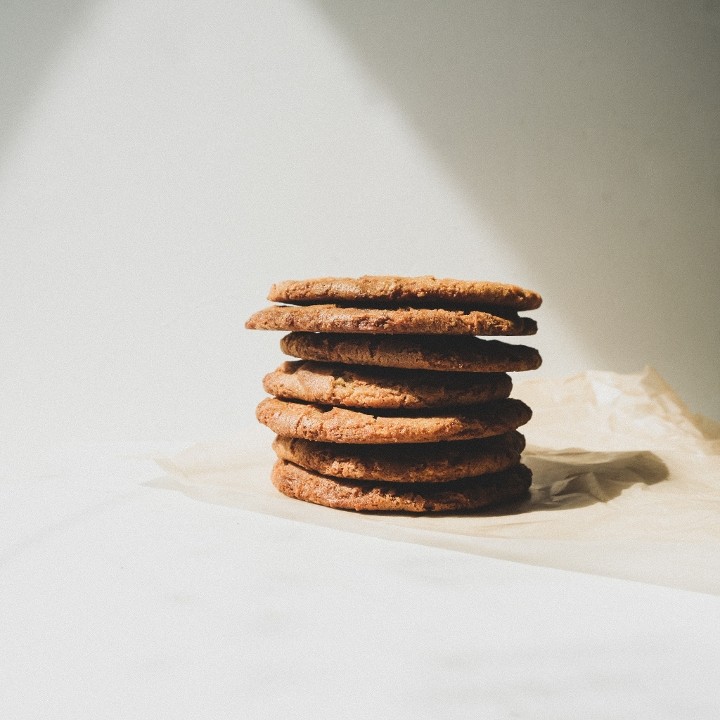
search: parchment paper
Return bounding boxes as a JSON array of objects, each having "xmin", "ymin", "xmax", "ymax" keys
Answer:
[{"xmin": 154, "ymin": 368, "xmax": 720, "ymax": 595}]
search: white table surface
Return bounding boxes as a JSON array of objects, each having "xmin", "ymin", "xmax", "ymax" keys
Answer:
[{"xmin": 2, "ymin": 441, "xmax": 720, "ymax": 720}]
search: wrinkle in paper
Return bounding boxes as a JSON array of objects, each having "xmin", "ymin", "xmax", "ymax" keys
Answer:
[{"xmin": 155, "ymin": 367, "xmax": 720, "ymax": 596}]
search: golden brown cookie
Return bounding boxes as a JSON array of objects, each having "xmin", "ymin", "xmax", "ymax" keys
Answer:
[
  {"xmin": 246, "ymin": 304, "xmax": 536, "ymax": 336},
  {"xmin": 256, "ymin": 397, "xmax": 532, "ymax": 444},
  {"xmin": 280, "ymin": 332, "xmax": 542, "ymax": 373},
  {"xmin": 271, "ymin": 459, "xmax": 532, "ymax": 512},
  {"xmin": 263, "ymin": 361, "xmax": 512, "ymax": 409},
  {"xmin": 272, "ymin": 431, "xmax": 526, "ymax": 482},
  {"xmin": 268, "ymin": 276, "xmax": 542, "ymax": 311}
]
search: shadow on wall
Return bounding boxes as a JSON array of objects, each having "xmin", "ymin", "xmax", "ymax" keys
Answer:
[
  {"xmin": 310, "ymin": 0, "xmax": 720, "ymax": 418},
  {"xmin": 0, "ymin": 0, "xmax": 90, "ymax": 159}
]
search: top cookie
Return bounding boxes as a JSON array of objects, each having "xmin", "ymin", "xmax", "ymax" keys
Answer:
[{"xmin": 268, "ymin": 276, "xmax": 542, "ymax": 311}]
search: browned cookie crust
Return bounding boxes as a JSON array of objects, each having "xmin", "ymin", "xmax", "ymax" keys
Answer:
[
  {"xmin": 246, "ymin": 304, "xmax": 537, "ymax": 336},
  {"xmin": 256, "ymin": 397, "xmax": 532, "ymax": 444},
  {"xmin": 263, "ymin": 361, "xmax": 513, "ymax": 409},
  {"xmin": 271, "ymin": 459, "xmax": 532, "ymax": 512},
  {"xmin": 280, "ymin": 332, "xmax": 542, "ymax": 373},
  {"xmin": 268, "ymin": 276, "xmax": 542, "ymax": 311},
  {"xmin": 272, "ymin": 431, "xmax": 526, "ymax": 482}
]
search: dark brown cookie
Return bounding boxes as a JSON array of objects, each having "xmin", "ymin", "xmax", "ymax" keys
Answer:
[
  {"xmin": 256, "ymin": 397, "xmax": 532, "ymax": 444},
  {"xmin": 280, "ymin": 332, "xmax": 542, "ymax": 373},
  {"xmin": 268, "ymin": 276, "xmax": 542, "ymax": 311},
  {"xmin": 246, "ymin": 304, "xmax": 537, "ymax": 336},
  {"xmin": 272, "ymin": 431, "xmax": 526, "ymax": 482},
  {"xmin": 271, "ymin": 459, "xmax": 533, "ymax": 512},
  {"xmin": 263, "ymin": 361, "xmax": 512, "ymax": 409}
]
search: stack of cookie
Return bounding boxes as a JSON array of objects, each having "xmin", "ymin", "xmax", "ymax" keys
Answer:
[{"xmin": 246, "ymin": 276, "xmax": 542, "ymax": 513}]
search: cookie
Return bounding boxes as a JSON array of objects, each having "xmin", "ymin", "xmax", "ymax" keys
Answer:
[
  {"xmin": 246, "ymin": 304, "xmax": 536, "ymax": 336},
  {"xmin": 256, "ymin": 397, "xmax": 532, "ymax": 444},
  {"xmin": 268, "ymin": 276, "xmax": 542, "ymax": 311},
  {"xmin": 272, "ymin": 431, "xmax": 526, "ymax": 482},
  {"xmin": 271, "ymin": 459, "xmax": 533, "ymax": 512},
  {"xmin": 263, "ymin": 361, "xmax": 513, "ymax": 409},
  {"xmin": 280, "ymin": 332, "xmax": 542, "ymax": 373}
]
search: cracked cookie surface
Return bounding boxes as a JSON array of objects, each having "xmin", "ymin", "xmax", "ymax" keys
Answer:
[
  {"xmin": 271, "ymin": 459, "xmax": 532, "ymax": 512},
  {"xmin": 263, "ymin": 361, "xmax": 512, "ymax": 409},
  {"xmin": 280, "ymin": 332, "xmax": 542, "ymax": 373},
  {"xmin": 256, "ymin": 396, "xmax": 532, "ymax": 444},
  {"xmin": 246, "ymin": 304, "xmax": 536, "ymax": 336},
  {"xmin": 272, "ymin": 432, "xmax": 526, "ymax": 482}
]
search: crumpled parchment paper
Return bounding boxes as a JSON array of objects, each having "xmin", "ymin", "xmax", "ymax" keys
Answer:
[{"xmin": 154, "ymin": 367, "xmax": 720, "ymax": 595}]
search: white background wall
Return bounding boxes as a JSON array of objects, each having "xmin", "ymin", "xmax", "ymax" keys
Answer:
[{"xmin": 2, "ymin": 0, "xmax": 719, "ymax": 448}]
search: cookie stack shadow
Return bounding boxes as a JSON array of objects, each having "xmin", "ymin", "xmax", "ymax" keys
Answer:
[{"xmin": 246, "ymin": 276, "xmax": 542, "ymax": 513}]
